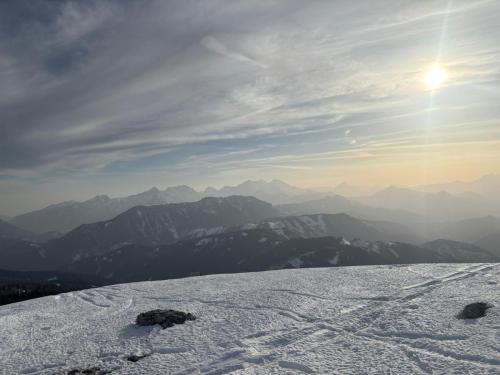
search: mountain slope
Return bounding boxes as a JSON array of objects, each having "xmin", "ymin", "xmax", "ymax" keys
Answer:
[
  {"xmin": 0, "ymin": 269, "xmax": 109, "ymax": 306},
  {"xmin": 358, "ymin": 187, "xmax": 496, "ymax": 221},
  {"xmin": 0, "ymin": 219, "xmax": 63, "ymax": 243},
  {"xmin": 0, "ymin": 238, "xmax": 50, "ymax": 271},
  {"xmin": 0, "ymin": 210, "xmax": 395, "ymax": 273},
  {"xmin": 10, "ymin": 186, "xmax": 201, "ymax": 234},
  {"xmin": 207, "ymin": 179, "xmax": 309, "ymax": 202},
  {"xmin": 10, "ymin": 180, "xmax": 316, "ymax": 234},
  {"xmin": 189, "ymin": 213, "xmax": 388, "ymax": 242},
  {"xmin": 277, "ymin": 195, "xmax": 423, "ymax": 231},
  {"xmin": 475, "ymin": 231, "xmax": 500, "ymax": 258},
  {"xmin": 423, "ymin": 239, "xmax": 497, "ymax": 263},
  {"xmin": 65, "ymin": 229, "xmax": 498, "ymax": 282},
  {"xmin": 44, "ymin": 196, "xmax": 279, "ymax": 267},
  {"xmin": 435, "ymin": 216, "xmax": 500, "ymax": 243},
  {"xmin": 253, "ymin": 213, "xmax": 385, "ymax": 240},
  {"xmin": 66, "ymin": 228, "xmax": 285, "ymax": 281},
  {"xmin": 3, "ymin": 210, "xmax": 497, "ymax": 275},
  {"xmin": 0, "ymin": 219, "xmax": 34, "ymax": 240},
  {"xmin": 418, "ymin": 173, "xmax": 500, "ymax": 198},
  {"xmin": 0, "ymin": 264, "xmax": 498, "ymax": 374}
]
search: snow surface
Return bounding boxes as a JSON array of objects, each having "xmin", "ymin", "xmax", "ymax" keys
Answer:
[{"xmin": 0, "ymin": 264, "xmax": 499, "ymax": 374}]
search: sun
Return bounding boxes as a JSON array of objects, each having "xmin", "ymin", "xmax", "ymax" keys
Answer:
[{"xmin": 424, "ymin": 65, "xmax": 448, "ymax": 90}]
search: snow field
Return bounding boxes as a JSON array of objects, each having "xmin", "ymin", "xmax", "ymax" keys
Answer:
[{"xmin": 0, "ymin": 263, "xmax": 498, "ymax": 374}]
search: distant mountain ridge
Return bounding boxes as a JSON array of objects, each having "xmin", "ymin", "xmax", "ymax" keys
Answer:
[
  {"xmin": 422, "ymin": 239, "xmax": 498, "ymax": 262},
  {"xmin": 0, "ymin": 219, "xmax": 34, "ymax": 241},
  {"xmin": 357, "ymin": 186, "xmax": 497, "ymax": 221},
  {"xmin": 189, "ymin": 213, "xmax": 391, "ymax": 242},
  {"xmin": 279, "ymin": 196, "xmax": 500, "ymax": 245},
  {"xmin": 11, "ymin": 180, "xmax": 319, "ymax": 234},
  {"xmin": 2, "ymin": 196, "xmax": 280, "ymax": 270},
  {"xmin": 1, "ymin": 199, "xmax": 497, "ymax": 279},
  {"xmin": 0, "ymin": 219, "xmax": 63, "ymax": 243},
  {"xmin": 417, "ymin": 174, "xmax": 500, "ymax": 197},
  {"xmin": 475, "ymin": 231, "xmax": 500, "ymax": 258},
  {"xmin": 3, "ymin": 206, "xmax": 399, "ymax": 272},
  {"xmin": 276, "ymin": 195, "xmax": 424, "ymax": 232},
  {"xmin": 433, "ymin": 216, "xmax": 500, "ymax": 244},
  {"xmin": 10, "ymin": 185, "xmax": 202, "ymax": 234},
  {"xmin": 10, "ymin": 175, "xmax": 500, "ymax": 234},
  {"xmin": 64, "ymin": 232, "xmax": 498, "ymax": 282}
]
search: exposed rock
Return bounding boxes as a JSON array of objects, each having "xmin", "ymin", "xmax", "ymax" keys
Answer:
[
  {"xmin": 136, "ymin": 309, "xmax": 196, "ymax": 329},
  {"xmin": 126, "ymin": 353, "xmax": 149, "ymax": 362},
  {"xmin": 67, "ymin": 367, "xmax": 110, "ymax": 375},
  {"xmin": 457, "ymin": 302, "xmax": 493, "ymax": 319}
]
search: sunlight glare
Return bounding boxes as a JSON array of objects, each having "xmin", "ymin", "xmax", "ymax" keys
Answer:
[{"xmin": 424, "ymin": 65, "xmax": 448, "ymax": 90}]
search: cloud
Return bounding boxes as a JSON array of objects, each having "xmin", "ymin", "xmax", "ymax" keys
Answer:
[
  {"xmin": 1, "ymin": 0, "xmax": 500, "ymax": 213},
  {"xmin": 201, "ymin": 36, "xmax": 267, "ymax": 69}
]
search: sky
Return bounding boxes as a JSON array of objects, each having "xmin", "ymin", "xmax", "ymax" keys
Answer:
[{"xmin": 1, "ymin": 0, "xmax": 500, "ymax": 216}]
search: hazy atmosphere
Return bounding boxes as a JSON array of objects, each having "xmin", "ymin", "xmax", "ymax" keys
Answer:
[
  {"xmin": 1, "ymin": 0, "xmax": 500, "ymax": 215},
  {"xmin": 1, "ymin": 2, "xmax": 500, "ymax": 374}
]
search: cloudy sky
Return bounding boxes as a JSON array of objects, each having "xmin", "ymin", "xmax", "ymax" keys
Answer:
[{"xmin": 1, "ymin": 0, "xmax": 500, "ymax": 215}]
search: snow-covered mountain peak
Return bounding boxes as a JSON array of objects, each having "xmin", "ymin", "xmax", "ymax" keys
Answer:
[{"xmin": 87, "ymin": 194, "xmax": 112, "ymax": 203}]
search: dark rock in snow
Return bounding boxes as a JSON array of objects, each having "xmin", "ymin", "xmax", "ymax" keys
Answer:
[
  {"xmin": 126, "ymin": 353, "xmax": 149, "ymax": 362},
  {"xmin": 457, "ymin": 302, "xmax": 493, "ymax": 319},
  {"xmin": 67, "ymin": 367, "xmax": 110, "ymax": 375},
  {"xmin": 136, "ymin": 309, "xmax": 196, "ymax": 329}
]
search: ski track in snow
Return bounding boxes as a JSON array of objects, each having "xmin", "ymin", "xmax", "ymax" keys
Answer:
[{"xmin": 0, "ymin": 263, "xmax": 499, "ymax": 374}]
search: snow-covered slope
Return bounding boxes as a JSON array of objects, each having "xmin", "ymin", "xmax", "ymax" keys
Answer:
[
  {"xmin": 34, "ymin": 196, "xmax": 278, "ymax": 269},
  {"xmin": 0, "ymin": 264, "xmax": 500, "ymax": 374},
  {"xmin": 0, "ymin": 264, "xmax": 498, "ymax": 374}
]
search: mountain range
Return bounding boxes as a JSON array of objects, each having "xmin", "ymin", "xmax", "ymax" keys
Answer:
[
  {"xmin": 9, "ymin": 180, "xmax": 319, "ymax": 234},
  {"xmin": 358, "ymin": 186, "xmax": 496, "ymax": 221},
  {"xmin": 0, "ymin": 196, "xmax": 279, "ymax": 271},
  {"xmin": 46, "ymin": 195, "xmax": 278, "ymax": 266},
  {"xmin": 0, "ymin": 176, "xmax": 499, "ymax": 293},
  {"xmin": 64, "ymin": 231, "xmax": 496, "ymax": 283},
  {"xmin": 417, "ymin": 173, "xmax": 500, "ymax": 198},
  {"xmin": 8, "ymin": 176, "xmax": 500, "ymax": 236},
  {"xmin": 475, "ymin": 231, "xmax": 500, "ymax": 255},
  {"xmin": 0, "ymin": 219, "xmax": 33, "ymax": 240},
  {"xmin": 10, "ymin": 186, "xmax": 201, "ymax": 234},
  {"xmin": 0, "ymin": 195, "xmax": 496, "ymax": 284},
  {"xmin": 188, "ymin": 213, "xmax": 407, "ymax": 243},
  {"xmin": 277, "ymin": 195, "xmax": 424, "ymax": 230},
  {"xmin": 0, "ymin": 219, "xmax": 61, "ymax": 243}
]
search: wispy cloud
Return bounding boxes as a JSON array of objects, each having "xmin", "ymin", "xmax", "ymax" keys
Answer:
[
  {"xmin": 1, "ymin": 0, "xmax": 500, "ymax": 214},
  {"xmin": 201, "ymin": 36, "xmax": 267, "ymax": 69}
]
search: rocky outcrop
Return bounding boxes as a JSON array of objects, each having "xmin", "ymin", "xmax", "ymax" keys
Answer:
[
  {"xmin": 126, "ymin": 353, "xmax": 150, "ymax": 362},
  {"xmin": 457, "ymin": 302, "xmax": 493, "ymax": 319},
  {"xmin": 136, "ymin": 309, "xmax": 196, "ymax": 329},
  {"xmin": 67, "ymin": 367, "xmax": 110, "ymax": 375}
]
